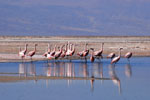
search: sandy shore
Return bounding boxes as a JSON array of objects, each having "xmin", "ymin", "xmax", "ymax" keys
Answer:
[
  {"xmin": 0, "ymin": 36, "xmax": 150, "ymax": 62},
  {"xmin": 0, "ymin": 75, "xmax": 111, "ymax": 83}
]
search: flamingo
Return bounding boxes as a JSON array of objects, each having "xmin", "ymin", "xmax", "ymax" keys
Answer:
[
  {"xmin": 66, "ymin": 42, "xmax": 75, "ymax": 57},
  {"xmin": 27, "ymin": 44, "xmax": 38, "ymax": 60},
  {"xmin": 124, "ymin": 52, "xmax": 132, "ymax": 62},
  {"xmin": 19, "ymin": 44, "xmax": 28, "ymax": 60},
  {"xmin": 43, "ymin": 44, "xmax": 51, "ymax": 57},
  {"xmin": 77, "ymin": 43, "xmax": 89, "ymax": 61},
  {"xmin": 111, "ymin": 48, "xmax": 123, "ymax": 64},
  {"xmin": 82, "ymin": 43, "xmax": 89, "ymax": 61},
  {"xmin": 70, "ymin": 44, "xmax": 75, "ymax": 56},
  {"xmin": 93, "ymin": 43, "xmax": 104, "ymax": 59},
  {"xmin": 54, "ymin": 45, "xmax": 64, "ymax": 59},
  {"xmin": 47, "ymin": 45, "xmax": 56, "ymax": 60},
  {"xmin": 107, "ymin": 52, "xmax": 115, "ymax": 60},
  {"xmin": 90, "ymin": 48, "xmax": 95, "ymax": 62},
  {"xmin": 66, "ymin": 42, "xmax": 72, "ymax": 56},
  {"xmin": 65, "ymin": 43, "xmax": 75, "ymax": 61},
  {"xmin": 60, "ymin": 44, "xmax": 67, "ymax": 58}
]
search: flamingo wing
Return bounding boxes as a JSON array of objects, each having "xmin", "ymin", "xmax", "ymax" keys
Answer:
[
  {"xmin": 94, "ymin": 50, "xmax": 102, "ymax": 56},
  {"xmin": 77, "ymin": 51, "xmax": 83, "ymax": 57},
  {"xmin": 111, "ymin": 57, "xmax": 120, "ymax": 64},
  {"xmin": 124, "ymin": 52, "xmax": 132, "ymax": 58},
  {"xmin": 28, "ymin": 51, "xmax": 35, "ymax": 57},
  {"xmin": 107, "ymin": 53, "xmax": 115, "ymax": 58},
  {"xmin": 50, "ymin": 51, "xmax": 55, "ymax": 56}
]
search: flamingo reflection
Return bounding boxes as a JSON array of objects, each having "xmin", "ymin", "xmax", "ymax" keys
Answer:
[
  {"xmin": 28, "ymin": 62, "xmax": 36, "ymax": 76},
  {"xmin": 90, "ymin": 75, "xmax": 95, "ymax": 92},
  {"xmin": 91, "ymin": 62, "xmax": 103, "ymax": 78},
  {"xmin": 79, "ymin": 63, "xmax": 89, "ymax": 77},
  {"xmin": 125, "ymin": 64, "xmax": 132, "ymax": 78},
  {"xmin": 109, "ymin": 64, "xmax": 121, "ymax": 94},
  {"xmin": 19, "ymin": 62, "xmax": 27, "ymax": 77}
]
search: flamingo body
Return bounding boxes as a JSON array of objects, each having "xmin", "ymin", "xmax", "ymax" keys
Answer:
[
  {"xmin": 28, "ymin": 51, "xmax": 35, "ymax": 57},
  {"xmin": 93, "ymin": 43, "xmax": 104, "ymax": 58},
  {"xmin": 19, "ymin": 44, "xmax": 28, "ymax": 59},
  {"xmin": 19, "ymin": 51, "xmax": 26, "ymax": 58},
  {"xmin": 90, "ymin": 48, "xmax": 95, "ymax": 62},
  {"xmin": 107, "ymin": 53, "xmax": 115, "ymax": 59},
  {"xmin": 27, "ymin": 44, "xmax": 37, "ymax": 58},
  {"xmin": 77, "ymin": 52, "xmax": 84, "ymax": 57},
  {"xmin": 83, "ymin": 49, "xmax": 89, "ymax": 57},
  {"xmin": 47, "ymin": 52, "xmax": 55, "ymax": 60},
  {"xmin": 124, "ymin": 52, "xmax": 132, "ymax": 59},
  {"xmin": 111, "ymin": 56, "xmax": 120, "ymax": 64},
  {"xmin": 111, "ymin": 48, "xmax": 123, "ymax": 64}
]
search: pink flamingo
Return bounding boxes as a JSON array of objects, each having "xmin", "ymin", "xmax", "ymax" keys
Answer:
[
  {"xmin": 66, "ymin": 42, "xmax": 75, "ymax": 56},
  {"xmin": 47, "ymin": 45, "xmax": 56, "ymax": 60},
  {"xmin": 70, "ymin": 44, "xmax": 75, "ymax": 56},
  {"xmin": 90, "ymin": 48, "xmax": 95, "ymax": 62},
  {"xmin": 60, "ymin": 44, "xmax": 67, "ymax": 58},
  {"xmin": 66, "ymin": 42, "xmax": 75, "ymax": 61},
  {"xmin": 93, "ymin": 43, "xmax": 104, "ymax": 59},
  {"xmin": 43, "ymin": 44, "xmax": 51, "ymax": 57},
  {"xmin": 66, "ymin": 42, "xmax": 72, "ymax": 56},
  {"xmin": 124, "ymin": 52, "xmax": 132, "ymax": 62},
  {"xmin": 19, "ymin": 44, "xmax": 28, "ymax": 60},
  {"xmin": 107, "ymin": 52, "xmax": 116, "ymax": 60},
  {"xmin": 27, "ymin": 44, "xmax": 38, "ymax": 60},
  {"xmin": 77, "ymin": 43, "xmax": 89, "ymax": 61},
  {"xmin": 54, "ymin": 45, "xmax": 64, "ymax": 59},
  {"xmin": 111, "ymin": 48, "xmax": 123, "ymax": 64}
]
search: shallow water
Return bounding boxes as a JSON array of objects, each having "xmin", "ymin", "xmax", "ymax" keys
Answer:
[{"xmin": 0, "ymin": 57, "xmax": 150, "ymax": 100}]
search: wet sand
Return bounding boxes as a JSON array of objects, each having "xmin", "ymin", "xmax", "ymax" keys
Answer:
[
  {"xmin": 0, "ymin": 75, "xmax": 111, "ymax": 83},
  {"xmin": 0, "ymin": 36, "xmax": 150, "ymax": 62}
]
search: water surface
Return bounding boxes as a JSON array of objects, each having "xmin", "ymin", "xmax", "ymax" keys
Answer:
[{"xmin": 0, "ymin": 57, "xmax": 150, "ymax": 100}]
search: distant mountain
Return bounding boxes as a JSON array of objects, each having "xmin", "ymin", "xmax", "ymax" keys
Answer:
[{"xmin": 0, "ymin": 0, "xmax": 150, "ymax": 36}]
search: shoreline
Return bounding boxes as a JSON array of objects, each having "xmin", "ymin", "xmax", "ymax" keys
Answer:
[{"xmin": 0, "ymin": 36, "xmax": 150, "ymax": 62}]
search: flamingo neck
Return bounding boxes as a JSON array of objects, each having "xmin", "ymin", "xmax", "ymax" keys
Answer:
[
  {"xmin": 25, "ymin": 44, "xmax": 27, "ymax": 51},
  {"xmin": 70, "ymin": 44, "xmax": 72, "ymax": 51},
  {"xmin": 67, "ymin": 42, "xmax": 70, "ymax": 50},
  {"xmin": 101, "ymin": 44, "xmax": 103, "ymax": 51},
  {"xmin": 119, "ymin": 49, "xmax": 121, "ymax": 57},
  {"xmin": 72, "ymin": 44, "xmax": 75, "ymax": 51},
  {"xmin": 85, "ymin": 44, "xmax": 87, "ymax": 50},
  {"xmin": 60, "ymin": 46, "xmax": 63, "ymax": 52},
  {"xmin": 54, "ymin": 45, "xmax": 56, "ymax": 51},
  {"xmin": 48, "ymin": 44, "xmax": 50, "ymax": 52},
  {"xmin": 34, "ymin": 45, "xmax": 37, "ymax": 52},
  {"xmin": 65, "ymin": 44, "xmax": 67, "ymax": 51},
  {"xmin": 19, "ymin": 47, "xmax": 21, "ymax": 52}
]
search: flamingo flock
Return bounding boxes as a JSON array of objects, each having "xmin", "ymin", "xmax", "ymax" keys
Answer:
[{"xmin": 19, "ymin": 42, "xmax": 132, "ymax": 64}]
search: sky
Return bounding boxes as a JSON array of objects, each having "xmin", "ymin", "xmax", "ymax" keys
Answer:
[{"xmin": 0, "ymin": 0, "xmax": 150, "ymax": 36}]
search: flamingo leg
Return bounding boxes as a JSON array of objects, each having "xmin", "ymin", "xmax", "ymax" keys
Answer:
[
  {"xmin": 30, "ymin": 57, "xmax": 32, "ymax": 62},
  {"xmin": 21, "ymin": 57, "xmax": 24, "ymax": 63},
  {"xmin": 128, "ymin": 58, "xmax": 130, "ymax": 64},
  {"xmin": 85, "ymin": 56, "xmax": 87, "ymax": 62},
  {"xmin": 101, "ymin": 55, "xmax": 103, "ymax": 59}
]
